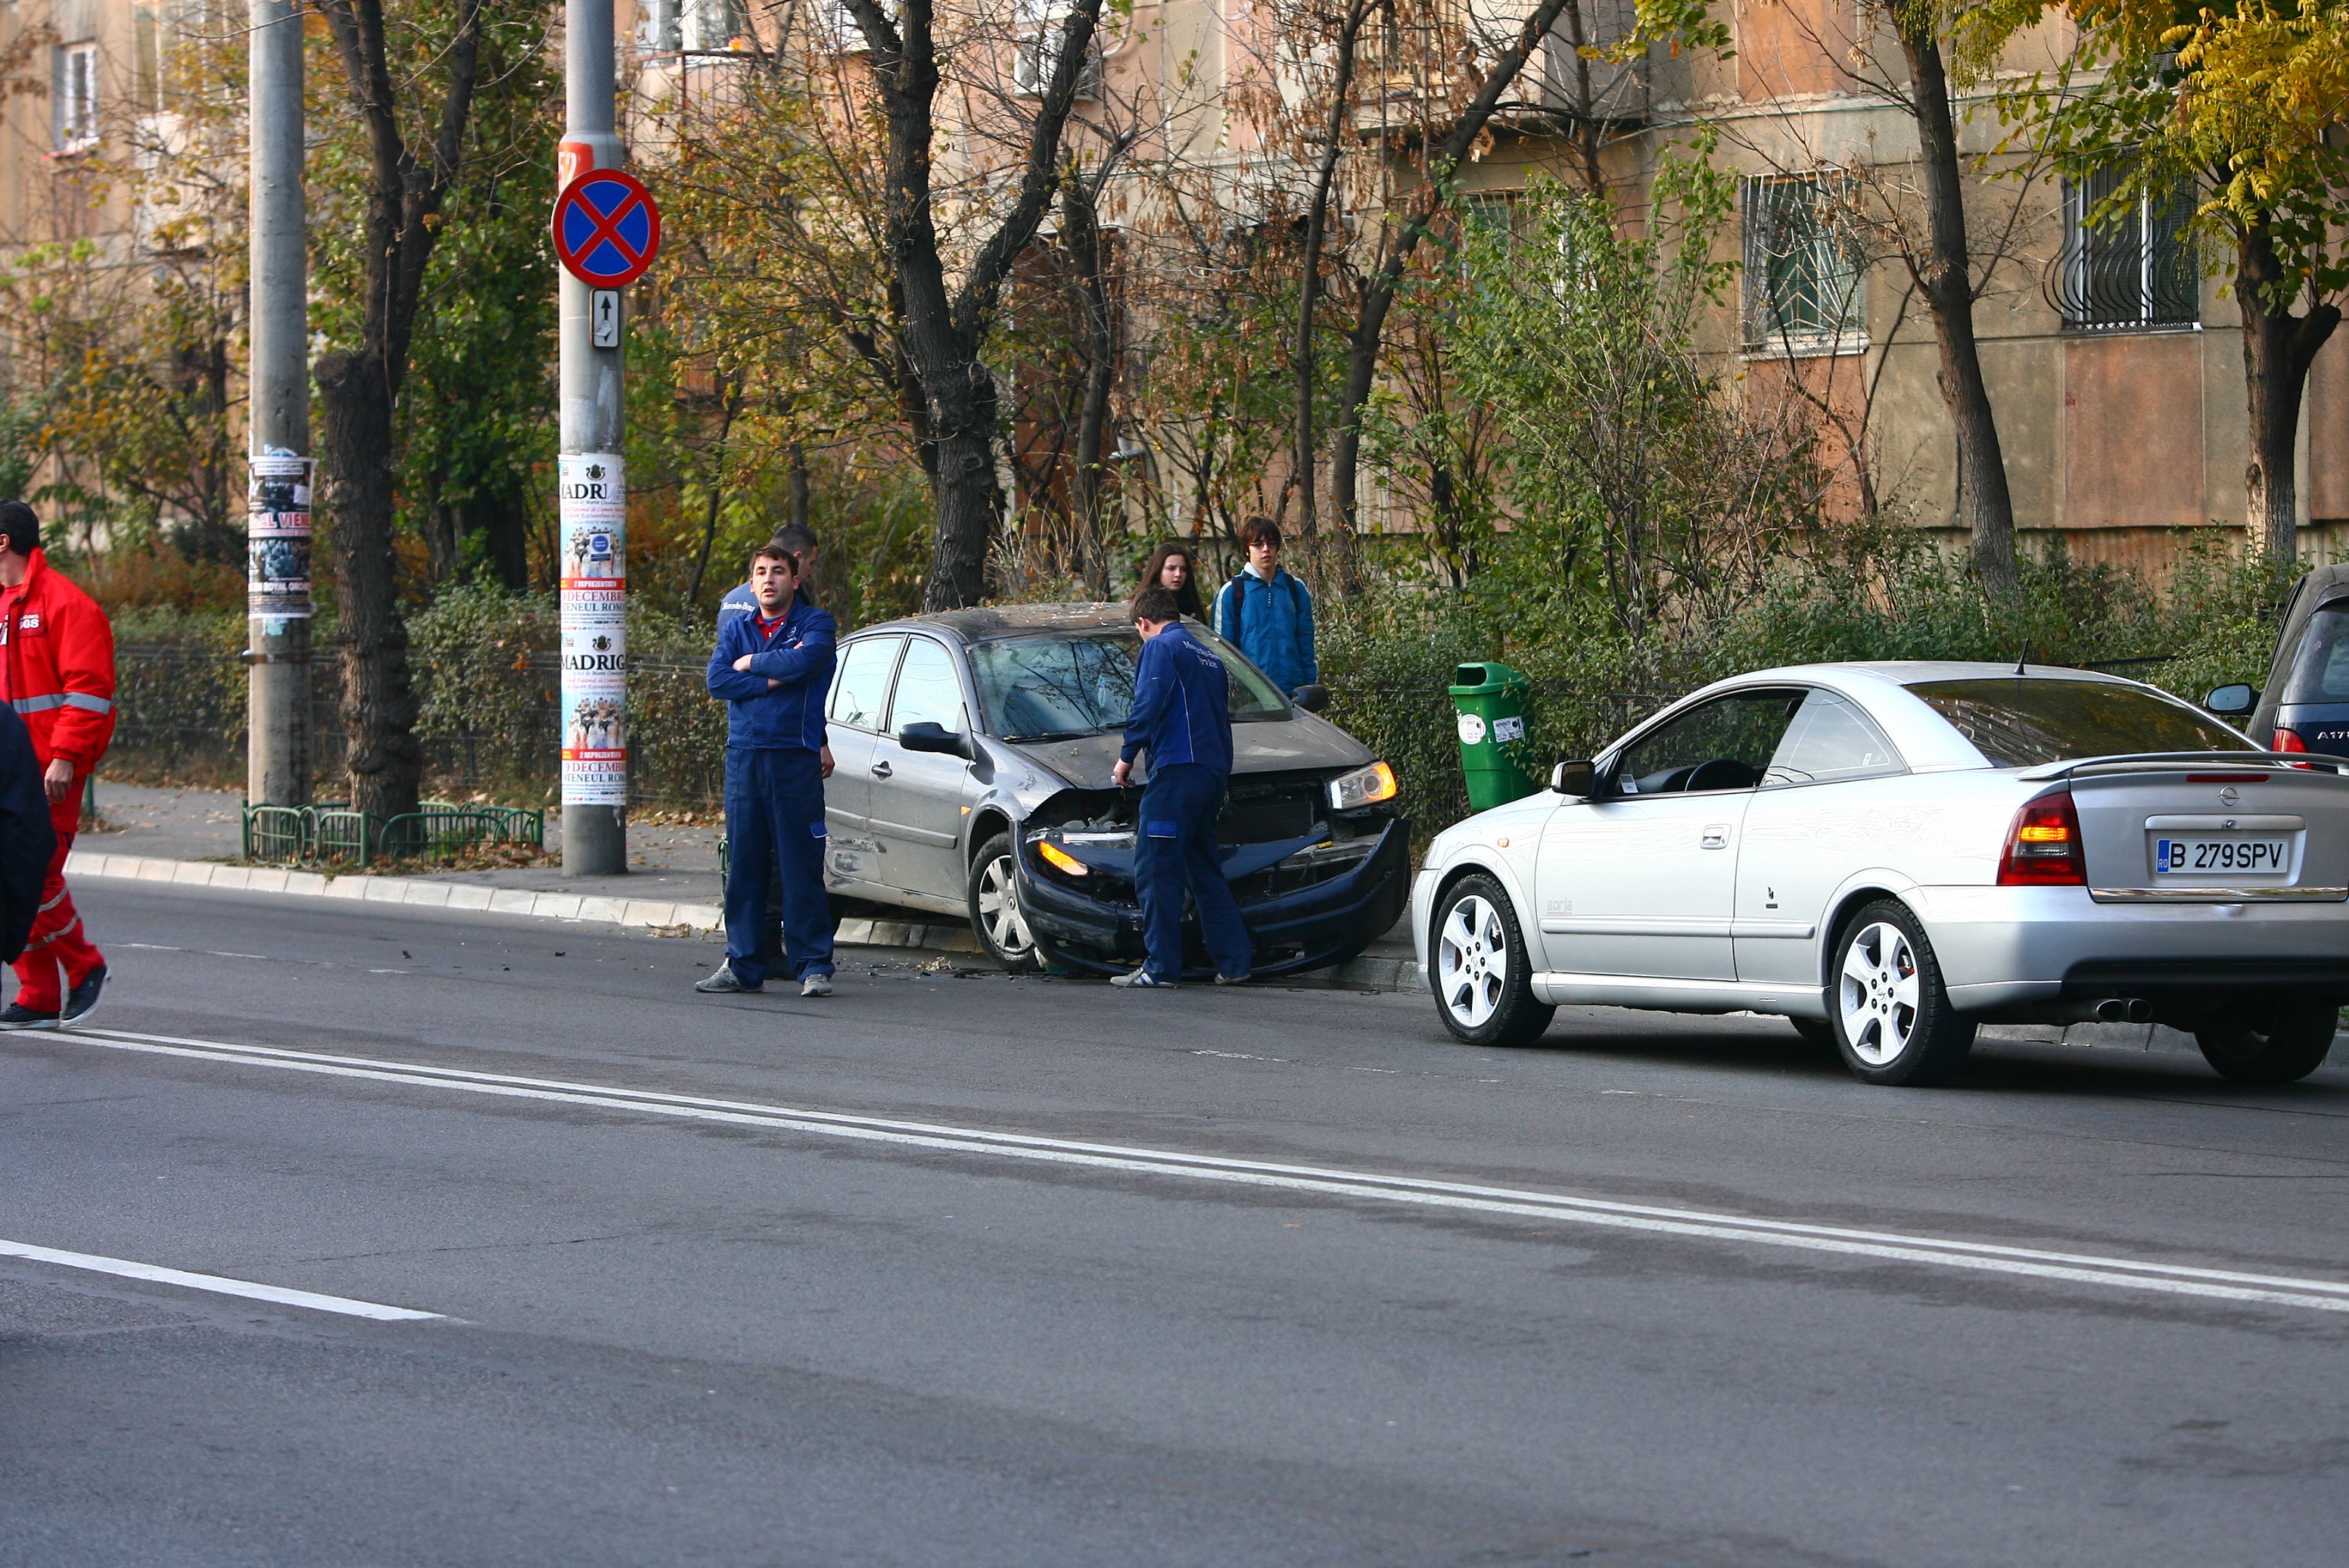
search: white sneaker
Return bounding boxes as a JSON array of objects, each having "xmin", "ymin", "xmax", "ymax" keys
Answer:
[{"xmin": 800, "ymin": 972, "xmax": 834, "ymax": 997}]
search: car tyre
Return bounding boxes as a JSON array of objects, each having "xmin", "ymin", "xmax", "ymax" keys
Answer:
[
  {"xmin": 1831, "ymin": 900, "xmax": 1975, "ymax": 1086},
  {"xmin": 2195, "ymin": 1001, "xmax": 2338, "ymax": 1084},
  {"xmin": 1430, "ymin": 875, "xmax": 1554, "ymax": 1047},
  {"xmin": 968, "ymin": 833, "xmax": 1043, "ymax": 974}
]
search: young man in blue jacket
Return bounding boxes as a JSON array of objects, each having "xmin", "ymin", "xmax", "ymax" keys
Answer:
[
  {"xmin": 701, "ymin": 545, "xmax": 839, "ymax": 998},
  {"xmin": 718, "ymin": 524, "xmax": 829, "ymax": 972},
  {"xmin": 1212, "ymin": 515, "xmax": 1316, "ymax": 693},
  {"xmin": 1109, "ymin": 586, "xmax": 1252, "ymax": 988}
]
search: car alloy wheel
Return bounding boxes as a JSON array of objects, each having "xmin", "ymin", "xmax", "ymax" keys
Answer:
[
  {"xmin": 1828, "ymin": 899, "xmax": 1974, "ymax": 1086},
  {"xmin": 1430, "ymin": 874, "xmax": 1554, "ymax": 1047},
  {"xmin": 968, "ymin": 833, "xmax": 1042, "ymax": 973},
  {"xmin": 1439, "ymin": 895, "xmax": 1508, "ymax": 1029},
  {"xmin": 1838, "ymin": 921, "xmax": 1919, "ymax": 1068}
]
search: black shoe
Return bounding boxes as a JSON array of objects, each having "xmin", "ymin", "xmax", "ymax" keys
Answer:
[
  {"xmin": 695, "ymin": 964, "xmax": 762, "ymax": 994},
  {"xmin": 0, "ymin": 1002, "xmax": 60, "ymax": 1031},
  {"xmin": 63, "ymin": 963, "xmax": 107, "ymax": 1024}
]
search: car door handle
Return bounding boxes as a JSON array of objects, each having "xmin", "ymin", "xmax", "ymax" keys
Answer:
[
  {"xmin": 1700, "ymin": 824, "xmax": 1731, "ymax": 849},
  {"xmin": 870, "ymin": 761, "xmax": 892, "ymax": 779}
]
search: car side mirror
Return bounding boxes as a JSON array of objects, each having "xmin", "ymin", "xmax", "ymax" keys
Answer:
[
  {"xmin": 1551, "ymin": 759, "xmax": 1596, "ymax": 798},
  {"xmin": 898, "ymin": 721, "xmax": 972, "ymax": 759},
  {"xmin": 1290, "ymin": 683, "xmax": 1330, "ymax": 713},
  {"xmin": 2204, "ymin": 683, "xmax": 2257, "ymax": 716}
]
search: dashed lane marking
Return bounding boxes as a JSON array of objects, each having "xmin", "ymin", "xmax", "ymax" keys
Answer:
[{"xmin": 0, "ymin": 1237, "xmax": 447, "ymax": 1321}]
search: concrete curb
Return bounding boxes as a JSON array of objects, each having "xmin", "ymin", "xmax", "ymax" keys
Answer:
[
  {"xmin": 67, "ymin": 849, "xmax": 1417, "ymax": 986},
  {"xmin": 68, "ymin": 851, "xmax": 730, "ymax": 936}
]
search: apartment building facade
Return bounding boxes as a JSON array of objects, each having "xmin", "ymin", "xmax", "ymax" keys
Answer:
[{"xmin": 10, "ymin": 0, "xmax": 2341, "ymax": 576}]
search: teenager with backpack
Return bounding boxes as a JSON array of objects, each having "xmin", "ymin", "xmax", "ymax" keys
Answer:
[{"xmin": 1212, "ymin": 516, "xmax": 1317, "ymax": 692}]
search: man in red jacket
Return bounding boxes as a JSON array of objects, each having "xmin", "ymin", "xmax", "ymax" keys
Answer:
[{"xmin": 0, "ymin": 501, "xmax": 114, "ymax": 1028}]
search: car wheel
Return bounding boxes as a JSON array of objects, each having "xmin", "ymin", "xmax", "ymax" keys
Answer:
[
  {"xmin": 1430, "ymin": 875, "xmax": 1554, "ymax": 1047},
  {"xmin": 1831, "ymin": 900, "xmax": 1976, "ymax": 1086},
  {"xmin": 968, "ymin": 833, "xmax": 1043, "ymax": 973},
  {"xmin": 2195, "ymin": 1001, "xmax": 2338, "ymax": 1084}
]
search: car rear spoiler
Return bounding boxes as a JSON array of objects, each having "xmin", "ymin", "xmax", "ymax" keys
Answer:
[{"xmin": 2017, "ymin": 751, "xmax": 2349, "ymax": 782}]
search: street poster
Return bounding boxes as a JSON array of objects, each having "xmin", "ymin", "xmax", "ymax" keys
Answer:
[
  {"xmin": 247, "ymin": 452, "xmax": 313, "ymax": 624},
  {"xmin": 559, "ymin": 453, "xmax": 627, "ymax": 806}
]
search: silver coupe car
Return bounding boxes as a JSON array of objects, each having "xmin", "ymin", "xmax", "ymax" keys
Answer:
[{"xmin": 1411, "ymin": 663, "xmax": 2349, "ymax": 1086}]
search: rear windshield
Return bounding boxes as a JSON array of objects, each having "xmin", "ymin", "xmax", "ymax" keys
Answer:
[
  {"xmin": 2281, "ymin": 602, "xmax": 2349, "ymax": 705},
  {"xmin": 1909, "ymin": 677, "xmax": 2255, "ymax": 767},
  {"xmin": 968, "ymin": 628, "xmax": 1288, "ymax": 741}
]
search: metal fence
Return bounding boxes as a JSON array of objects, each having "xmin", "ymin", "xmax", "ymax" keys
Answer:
[{"xmin": 110, "ymin": 644, "xmax": 729, "ymax": 809}]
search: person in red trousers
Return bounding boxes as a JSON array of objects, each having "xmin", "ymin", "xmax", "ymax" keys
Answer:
[{"xmin": 0, "ymin": 501, "xmax": 114, "ymax": 1028}]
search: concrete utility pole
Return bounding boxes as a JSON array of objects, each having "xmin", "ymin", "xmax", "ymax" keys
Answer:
[
  {"xmin": 245, "ymin": 0, "xmax": 310, "ymax": 807},
  {"xmin": 557, "ymin": 0, "xmax": 627, "ymax": 876}
]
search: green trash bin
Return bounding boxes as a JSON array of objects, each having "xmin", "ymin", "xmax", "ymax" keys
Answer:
[{"xmin": 1448, "ymin": 661, "xmax": 1539, "ymax": 813}]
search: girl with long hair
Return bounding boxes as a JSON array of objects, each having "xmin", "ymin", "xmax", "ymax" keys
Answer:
[{"xmin": 1134, "ymin": 540, "xmax": 1206, "ymax": 622}]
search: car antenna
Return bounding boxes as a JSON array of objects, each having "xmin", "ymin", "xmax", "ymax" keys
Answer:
[{"xmin": 2015, "ymin": 649, "xmax": 2027, "ymax": 677}]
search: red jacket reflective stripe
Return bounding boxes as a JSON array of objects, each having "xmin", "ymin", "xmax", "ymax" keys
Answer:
[{"xmin": 0, "ymin": 549, "xmax": 117, "ymax": 772}]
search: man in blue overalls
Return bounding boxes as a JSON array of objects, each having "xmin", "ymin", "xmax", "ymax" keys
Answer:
[
  {"xmin": 1109, "ymin": 586, "xmax": 1253, "ymax": 988},
  {"xmin": 702, "ymin": 545, "xmax": 839, "ymax": 998}
]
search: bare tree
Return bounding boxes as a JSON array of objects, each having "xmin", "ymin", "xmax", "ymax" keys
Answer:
[
  {"xmin": 1325, "ymin": 0, "xmax": 1581, "ymax": 570},
  {"xmin": 309, "ymin": 0, "xmax": 491, "ymax": 820},
  {"xmin": 840, "ymin": 0, "xmax": 1112, "ymax": 608}
]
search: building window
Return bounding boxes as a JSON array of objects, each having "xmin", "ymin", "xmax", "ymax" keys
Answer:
[
  {"xmin": 55, "ymin": 42, "xmax": 99, "ymax": 151},
  {"xmin": 2052, "ymin": 166, "xmax": 2198, "ymax": 331},
  {"xmin": 1742, "ymin": 174, "xmax": 1865, "ymax": 352},
  {"xmin": 1013, "ymin": 0, "xmax": 1102, "ymax": 97},
  {"xmin": 645, "ymin": 0, "xmax": 751, "ymax": 53},
  {"xmin": 1463, "ymin": 190, "xmax": 1532, "ymax": 244}
]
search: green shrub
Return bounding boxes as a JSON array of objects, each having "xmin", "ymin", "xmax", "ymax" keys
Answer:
[{"xmin": 1318, "ymin": 530, "xmax": 2301, "ymax": 844}]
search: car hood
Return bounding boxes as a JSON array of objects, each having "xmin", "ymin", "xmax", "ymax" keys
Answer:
[{"xmin": 1006, "ymin": 712, "xmax": 1374, "ymax": 791}]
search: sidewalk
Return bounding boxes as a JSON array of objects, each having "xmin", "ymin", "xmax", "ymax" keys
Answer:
[{"xmin": 74, "ymin": 779, "xmax": 1423, "ymax": 988}]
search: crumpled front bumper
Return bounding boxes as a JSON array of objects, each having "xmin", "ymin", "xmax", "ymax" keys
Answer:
[{"xmin": 1019, "ymin": 817, "xmax": 1411, "ymax": 978}]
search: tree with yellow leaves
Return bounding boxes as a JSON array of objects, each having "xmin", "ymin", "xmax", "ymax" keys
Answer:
[{"xmin": 2020, "ymin": 0, "xmax": 2349, "ymax": 558}]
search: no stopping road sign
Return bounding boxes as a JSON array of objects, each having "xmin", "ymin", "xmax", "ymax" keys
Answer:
[{"xmin": 553, "ymin": 170, "xmax": 661, "ymax": 289}]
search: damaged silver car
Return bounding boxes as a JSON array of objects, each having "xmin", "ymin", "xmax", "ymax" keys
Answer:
[{"xmin": 821, "ymin": 604, "xmax": 1409, "ymax": 977}]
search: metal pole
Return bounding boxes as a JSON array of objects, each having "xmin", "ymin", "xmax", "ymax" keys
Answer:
[
  {"xmin": 558, "ymin": 0, "xmax": 627, "ymax": 876},
  {"xmin": 246, "ymin": 0, "xmax": 310, "ymax": 808}
]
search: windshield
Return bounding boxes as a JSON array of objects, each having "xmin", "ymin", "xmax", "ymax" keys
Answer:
[
  {"xmin": 968, "ymin": 629, "xmax": 1290, "ymax": 740},
  {"xmin": 1909, "ymin": 677, "xmax": 2255, "ymax": 767},
  {"xmin": 2281, "ymin": 602, "xmax": 2349, "ymax": 705}
]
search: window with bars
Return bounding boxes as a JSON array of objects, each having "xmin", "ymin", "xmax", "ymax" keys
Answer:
[
  {"xmin": 1742, "ymin": 175, "xmax": 1865, "ymax": 351},
  {"xmin": 2052, "ymin": 167, "xmax": 2198, "ymax": 332}
]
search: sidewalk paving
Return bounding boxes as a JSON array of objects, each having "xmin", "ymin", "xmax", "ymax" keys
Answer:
[{"xmin": 75, "ymin": 779, "xmax": 1423, "ymax": 988}]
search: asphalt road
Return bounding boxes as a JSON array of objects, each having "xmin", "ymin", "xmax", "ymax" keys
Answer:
[{"xmin": 4, "ymin": 880, "xmax": 2346, "ymax": 1568}]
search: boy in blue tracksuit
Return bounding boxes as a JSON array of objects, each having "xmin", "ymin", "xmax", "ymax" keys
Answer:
[
  {"xmin": 701, "ymin": 545, "xmax": 838, "ymax": 998},
  {"xmin": 718, "ymin": 524, "xmax": 829, "ymax": 972},
  {"xmin": 1109, "ymin": 586, "xmax": 1253, "ymax": 988},
  {"xmin": 1212, "ymin": 515, "xmax": 1317, "ymax": 694}
]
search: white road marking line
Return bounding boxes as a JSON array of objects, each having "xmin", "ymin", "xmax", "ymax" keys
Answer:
[
  {"xmin": 0, "ymin": 1238, "xmax": 446, "ymax": 1321},
  {"xmin": 58, "ymin": 1025, "xmax": 2349, "ymax": 1316}
]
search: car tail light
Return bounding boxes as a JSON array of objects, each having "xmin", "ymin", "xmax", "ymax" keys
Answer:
[
  {"xmin": 2273, "ymin": 728, "xmax": 2309, "ymax": 753},
  {"xmin": 1998, "ymin": 791, "xmax": 2086, "ymax": 886}
]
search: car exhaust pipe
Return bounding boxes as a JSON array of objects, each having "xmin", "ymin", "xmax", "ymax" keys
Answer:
[{"xmin": 2091, "ymin": 997, "xmax": 2155, "ymax": 1025}]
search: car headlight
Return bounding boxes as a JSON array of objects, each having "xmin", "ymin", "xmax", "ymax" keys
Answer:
[{"xmin": 1328, "ymin": 761, "xmax": 1399, "ymax": 811}]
